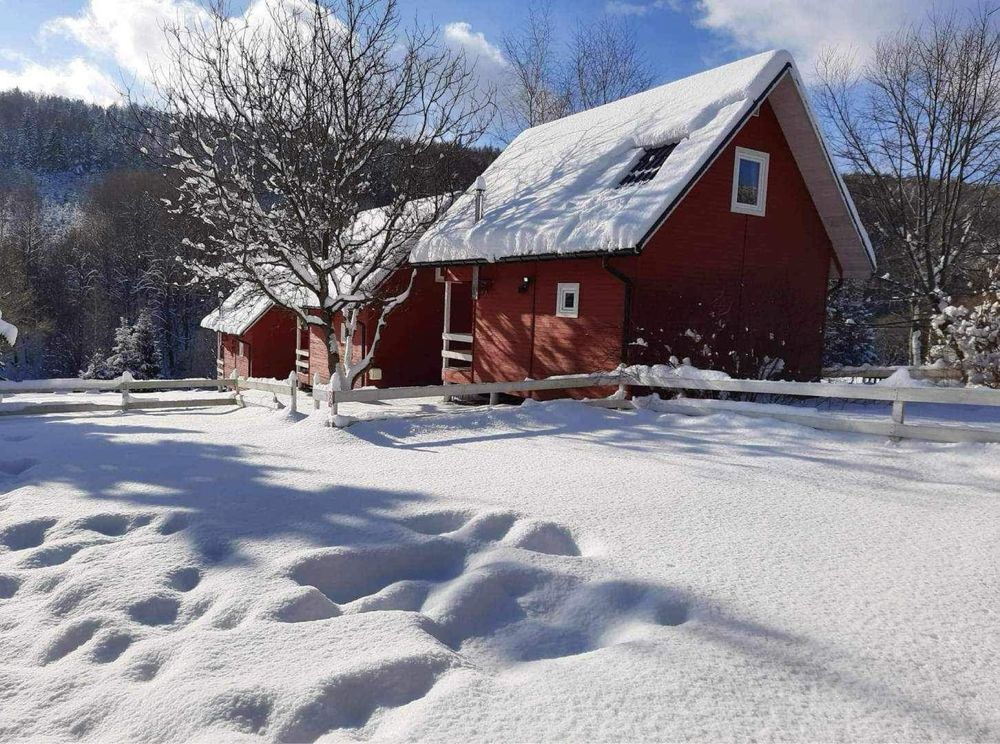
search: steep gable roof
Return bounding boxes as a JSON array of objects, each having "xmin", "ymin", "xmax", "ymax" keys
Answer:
[{"xmin": 411, "ymin": 50, "xmax": 875, "ymax": 278}]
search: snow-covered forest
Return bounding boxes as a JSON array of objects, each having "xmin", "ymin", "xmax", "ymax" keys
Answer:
[{"xmin": 0, "ymin": 89, "xmax": 497, "ymax": 380}]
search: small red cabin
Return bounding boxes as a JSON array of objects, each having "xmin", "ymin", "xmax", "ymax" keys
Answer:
[
  {"xmin": 410, "ymin": 50, "xmax": 875, "ymax": 387},
  {"xmin": 202, "ymin": 267, "xmax": 444, "ymax": 388}
]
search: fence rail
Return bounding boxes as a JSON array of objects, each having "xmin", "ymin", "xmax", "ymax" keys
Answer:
[
  {"xmin": 313, "ymin": 374, "xmax": 622, "ymax": 414},
  {"xmin": 312, "ymin": 368, "xmax": 1000, "ymax": 444},
  {"xmin": 822, "ymin": 365, "xmax": 963, "ymax": 382},
  {"xmin": 0, "ymin": 374, "xmax": 240, "ymax": 417}
]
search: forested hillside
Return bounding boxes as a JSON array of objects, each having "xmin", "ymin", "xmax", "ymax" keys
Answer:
[{"xmin": 0, "ymin": 90, "xmax": 497, "ymax": 380}]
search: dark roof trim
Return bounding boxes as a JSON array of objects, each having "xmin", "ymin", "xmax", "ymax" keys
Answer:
[
  {"xmin": 415, "ymin": 60, "xmax": 870, "ymax": 270},
  {"xmin": 634, "ymin": 62, "xmax": 793, "ymax": 251},
  {"xmin": 409, "ymin": 246, "xmax": 642, "ymax": 268}
]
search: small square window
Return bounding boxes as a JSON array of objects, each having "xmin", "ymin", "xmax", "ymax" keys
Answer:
[
  {"xmin": 556, "ymin": 283, "xmax": 580, "ymax": 318},
  {"xmin": 731, "ymin": 147, "xmax": 769, "ymax": 216}
]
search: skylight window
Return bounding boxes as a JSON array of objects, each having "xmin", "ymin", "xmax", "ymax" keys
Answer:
[{"xmin": 617, "ymin": 144, "xmax": 676, "ymax": 187}]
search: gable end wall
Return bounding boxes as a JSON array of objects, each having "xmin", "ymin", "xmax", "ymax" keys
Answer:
[{"xmin": 631, "ymin": 99, "xmax": 835, "ymax": 379}]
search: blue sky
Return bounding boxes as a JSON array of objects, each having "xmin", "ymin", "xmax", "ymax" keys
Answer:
[{"xmin": 0, "ymin": 0, "xmax": 974, "ymax": 108}]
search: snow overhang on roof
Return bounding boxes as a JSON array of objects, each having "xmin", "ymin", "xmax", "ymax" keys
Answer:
[
  {"xmin": 200, "ymin": 284, "xmax": 275, "ymax": 336},
  {"xmin": 410, "ymin": 49, "xmax": 875, "ymax": 279},
  {"xmin": 201, "ymin": 197, "xmax": 451, "ymax": 335}
]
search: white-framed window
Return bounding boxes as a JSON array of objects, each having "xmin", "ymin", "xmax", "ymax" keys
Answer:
[
  {"xmin": 237, "ymin": 340, "xmax": 245, "ymax": 356},
  {"xmin": 556, "ymin": 283, "xmax": 580, "ymax": 318},
  {"xmin": 731, "ymin": 147, "xmax": 769, "ymax": 216}
]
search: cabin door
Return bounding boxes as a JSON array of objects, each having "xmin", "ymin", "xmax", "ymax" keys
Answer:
[{"xmin": 441, "ymin": 269, "xmax": 475, "ymax": 382}]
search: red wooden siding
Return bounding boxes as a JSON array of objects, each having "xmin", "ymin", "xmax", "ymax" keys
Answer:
[
  {"xmin": 306, "ymin": 267, "xmax": 445, "ymax": 388},
  {"xmin": 466, "ymin": 258, "xmax": 627, "ymax": 396},
  {"xmin": 454, "ymin": 98, "xmax": 836, "ymax": 386},
  {"xmin": 218, "ymin": 306, "xmax": 297, "ymax": 380},
  {"xmin": 629, "ymin": 100, "xmax": 834, "ymax": 379}
]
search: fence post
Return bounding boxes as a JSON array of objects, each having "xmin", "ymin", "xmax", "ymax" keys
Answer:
[
  {"xmin": 891, "ymin": 399, "xmax": 906, "ymax": 425},
  {"xmin": 120, "ymin": 371, "xmax": 133, "ymax": 412},
  {"xmin": 231, "ymin": 370, "xmax": 244, "ymax": 407},
  {"xmin": 489, "ymin": 392, "xmax": 499, "ymax": 407},
  {"xmin": 288, "ymin": 372, "xmax": 298, "ymax": 415},
  {"xmin": 328, "ymin": 385, "xmax": 338, "ymax": 424},
  {"xmin": 313, "ymin": 373, "xmax": 321, "ymax": 411}
]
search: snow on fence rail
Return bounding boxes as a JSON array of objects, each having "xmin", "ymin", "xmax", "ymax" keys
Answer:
[
  {"xmin": 313, "ymin": 370, "xmax": 1000, "ymax": 444},
  {"xmin": 312, "ymin": 374, "xmax": 624, "ymax": 416},
  {"xmin": 821, "ymin": 365, "xmax": 963, "ymax": 382},
  {"xmin": 615, "ymin": 372, "xmax": 1000, "ymax": 444},
  {"xmin": 0, "ymin": 374, "xmax": 240, "ymax": 417}
]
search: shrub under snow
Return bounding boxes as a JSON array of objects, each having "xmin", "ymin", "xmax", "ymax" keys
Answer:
[{"xmin": 929, "ymin": 275, "xmax": 1000, "ymax": 387}]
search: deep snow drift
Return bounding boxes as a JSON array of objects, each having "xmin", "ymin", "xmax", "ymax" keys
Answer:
[{"xmin": 0, "ymin": 398, "xmax": 998, "ymax": 741}]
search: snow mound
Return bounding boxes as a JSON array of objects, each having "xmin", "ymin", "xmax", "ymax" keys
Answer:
[
  {"xmin": 624, "ymin": 361, "xmax": 732, "ymax": 386},
  {"xmin": 877, "ymin": 368, "xmax": 934, "ymax": 388}
]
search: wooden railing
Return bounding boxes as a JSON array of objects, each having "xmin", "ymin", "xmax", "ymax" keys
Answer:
[
  {"xmin": 311, "ymin": 368, "xmax": 1000, "ymax": 443},
  {"xmin": 313, "ymin": 373, "xmax": 621, "ymax": 420},
  {"xmin": 0, "ymin": 374, "xmax": 239, "ymax": 417},
  {"xmin": 822, "ymin": 365, "xmax": 963, "ymax": 382}
]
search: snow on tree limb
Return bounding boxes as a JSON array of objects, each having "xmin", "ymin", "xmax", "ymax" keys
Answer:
[{"xmin": 126, "ymin": 0, "xmax": 494, "ymax": 397}]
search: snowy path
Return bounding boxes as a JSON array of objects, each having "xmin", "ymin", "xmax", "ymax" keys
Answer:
[{"xmin": 0, "ymin": 401, "xmax": 998, "ymax": 741}]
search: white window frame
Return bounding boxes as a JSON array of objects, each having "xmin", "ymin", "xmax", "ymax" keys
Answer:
[
  {"xmin": 731, "ymin": 147, "xmax": 769, "ymax": 217},
  {"xmin": 237, "ymin": 340, "xmax": 245, "ymax": 357},
  {"xmin": 556, "ymin": 282, "xmax": 580, "ymax": 318}
]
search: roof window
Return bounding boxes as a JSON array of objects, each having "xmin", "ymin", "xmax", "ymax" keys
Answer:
[{"xmin": 617, "ymin": 144, "xmax": 676, "ymax": 188}]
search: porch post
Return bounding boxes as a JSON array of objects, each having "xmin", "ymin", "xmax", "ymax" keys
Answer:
[{"xmin": 442, "ymin": 280, "xmax": 452, "ymax": 403}]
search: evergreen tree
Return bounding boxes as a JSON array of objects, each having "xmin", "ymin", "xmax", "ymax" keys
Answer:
[
  {"xmin": 131, "ymin": 309, "xmax": 163, "ymax": 379},
  {"xmin": 824, "ymin": 281, "xmax": 878, "ymax": 368},
  {"xmin": 102, "ymin": 311, "xmax": 162, "ymax": 379}
]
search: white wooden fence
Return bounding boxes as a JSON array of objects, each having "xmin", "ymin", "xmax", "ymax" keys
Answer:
[
  {"xmin": 0, "ymin": 371, "xmax": 309, "ymax": 418},
  {"xmin": 5, "ymin": 366, "xmax": 997, "ymax": 445},
  {"xmin": 822, "ymin": 365, "xmax": 963, "ymax": 382},
  {"xmin": 0, "ymin": 373, "xmax": 240, "ymax": 417},
  {"xmin": 311, "ymin": 369, "xmax": 1000, "ymax": 444}
]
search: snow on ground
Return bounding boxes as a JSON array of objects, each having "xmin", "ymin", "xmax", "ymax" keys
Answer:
[{"xmin": 1, "ymin": 397, "xmax": 999, "ymax": 741}]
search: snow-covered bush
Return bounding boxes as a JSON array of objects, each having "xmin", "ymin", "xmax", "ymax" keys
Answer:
[
  {"xmin": 0, "ymin": 310, "xmax": 17, "ymax": 347},
  {"xmin": 929, "ymin": 278, "xmax": 1000, "ymax": 387}
]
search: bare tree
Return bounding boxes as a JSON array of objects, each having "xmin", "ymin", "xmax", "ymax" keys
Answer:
[
  {"xmin": 127, "ymin": 0, "xmax": 492, "ymax": 401},
  {"xmin": 816, "ymin": 9, "xmax": 1000, "ymax": 363},
  {"xmin": 500, "ymin": 1, "xmax": 570, "ymax": 135},
  {"xmin": 566, "ymin": 15, "xmax": 654, "ymax": 111},
  {"xmin": 499, "ymin": 2, "xmax": 654, "ymax": 140}
]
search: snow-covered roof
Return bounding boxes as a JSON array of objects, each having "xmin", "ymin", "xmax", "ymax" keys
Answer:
[
  {"xmin": 411, "ymin": 50, "xmax": 875, "ymax": 278},
  {"xmin": 0, "ymin": 310, "xmax": 17, "ymax": 346},
  {"xmin": 200, "ymin": 283, "xmax": 279, "ymax": 336},
  {"xmin": 201, "ymin": 198, "xmax": 446, "ymax": 335}
]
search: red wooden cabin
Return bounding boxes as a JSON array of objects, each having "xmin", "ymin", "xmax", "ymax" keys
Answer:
[
  {"xmin": 202, "ymin": 267, "xmax": 444, "ymax": 388},
  {"xmin": 410, "ymin": 50, "xmax": 875, "ymax": 388}
]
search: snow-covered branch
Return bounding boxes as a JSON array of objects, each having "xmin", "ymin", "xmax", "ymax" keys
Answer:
[{"xmin": 127, "ymin": 0, "xmax": 494, "ymax": 399}]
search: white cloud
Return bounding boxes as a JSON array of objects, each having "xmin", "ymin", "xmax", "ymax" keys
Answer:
[
  {"xmin": 605, "ymin": 1, "xmax": 678, "ymax": 16},
  {"xmin": 41, "ymin": 0, "xmax": 206, "ymax": 81},
  {"xmin": 39, "ymin": 0, "xmax": 315, "ymax": 85},
  {"xmin": 0, "ymin": 57, "xmax": 119, "ymax": 105},
  {"xmin": 692, "ymin": 0, "xmax": 944, "ymax": 76},
  {"xmin": 443, "ymin": 22, "xmax": 506, "ymax": 70}
]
